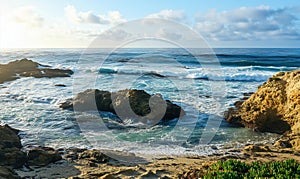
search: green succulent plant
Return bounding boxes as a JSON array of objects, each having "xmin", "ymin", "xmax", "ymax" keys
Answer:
[{"xmin": 201, "ymin": 159, "xmax": 300, "ymax": 179}]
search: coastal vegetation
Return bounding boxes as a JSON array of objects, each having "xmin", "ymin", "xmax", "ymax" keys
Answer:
[{"xmin": 202, "ymin": 159, "xmax": 300, "ymax": 178}]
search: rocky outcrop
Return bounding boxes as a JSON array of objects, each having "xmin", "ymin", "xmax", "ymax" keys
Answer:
[
  {"xmin": 26, "ymin": 147, "xmax": 62, "ymax": 167},
  {"xmin": 0, "ymin": 59, "xmax": 73, "ymax": 84},
  {"xmin": 0, "ymin": 125, "xmax": 26, "ymax": 168},
  {"xmin": 0, "ymin": 124, "xmax": 62, "ymax": 171},
  {"xmin": 0, "ymin": 166, "xmax": 19, "ymax": 179},
  {"xmin": 60, "ymin": 89, "xmax": 185, "ymax": 124},
  {"xmin": 225, "ymin": 69, "xmax": 300, "ymax": 148}
]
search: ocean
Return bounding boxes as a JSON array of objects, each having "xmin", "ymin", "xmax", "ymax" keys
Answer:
[{"xmin": 0, "ymin": 48, "xmax": 299, "ymax": 156}]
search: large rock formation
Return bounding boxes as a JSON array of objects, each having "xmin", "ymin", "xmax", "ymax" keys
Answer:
[
  {"xmin": 0, "ymin": 59, "xmax": 73, "ymax": 84},
  {"xmin": 225, "ymin": 69, "xmax": 300, "ymax": 148},
  {"xmin": 0, "ymin": 124, "xmax": 62, "ymax": 171},
  {"xmin": 60, "ymin": 89, "xmax": 185, "ymax": 125}
]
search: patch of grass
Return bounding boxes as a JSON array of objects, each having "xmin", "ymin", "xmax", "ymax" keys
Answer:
[{"xmin": 202, "ymin": 159, "xmax": 300, "ymax": 179}]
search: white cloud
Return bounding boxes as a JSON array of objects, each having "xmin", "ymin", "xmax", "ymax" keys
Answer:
[
  {"xmin": 100, "ymin": 29, "xmax": 132, "ymax": 41},
  {"xmin": 147, "ymin": 9, "xmax": 186, "ymax": 22},
  {"xmin": 195, "ymin": 5, "xmax": 300, "ymax": 41},
  {"xmin": 64, "ymin": 5, "xmax": 126, "ymax": 25},
  {"xmin": 108, "ymin": 11, "xmax": 127, "ymax": 24},
  {"xmin": 12, "ymin": 6, "xmax": 44, "ymax": 28},
  {"xmin": 157, "ymin": 28, "xmax": 182, "ymax": 40}
]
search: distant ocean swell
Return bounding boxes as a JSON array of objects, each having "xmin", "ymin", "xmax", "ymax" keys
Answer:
[{"xmin": 97, "ymin": 67, "xmax": 292, "ymax": 82}]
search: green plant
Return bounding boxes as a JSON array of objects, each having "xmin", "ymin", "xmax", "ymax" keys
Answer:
[{"xmin": 201, "ymin": 159, "xmax": 300, "ymax": 179}]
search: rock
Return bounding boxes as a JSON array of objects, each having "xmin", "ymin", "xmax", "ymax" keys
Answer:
[
  {"xmin": 21, "ymin": 68, "xmax": 73, "ymax": 78},
  {"xmin": 63, "ymin": 148, "xmax": 87, "ymax": 161},
  {"xmin": 0, "ymin": 166, "xmax": 20, "ymax": 179},
  {"xmin": 140, "ymin": 170, "xmax": 158, "ymax": 178},
  {"xmin": 59, "ymin": 99, "xmax": 73, "ymax": 110},
  {"xmin": 0, "ymin": 125, "xmax": 27, "ymax": 168},
  {"xmin": 179, "ymin": 169, "xmax": 202, "ymax": 179},
  {"xmin": 60, "ymin": 89, "xmax": 185, "ymax": 124},
  {"xmin": 274, "ymin": 138, "xmax": 292, "ymax": 148},
  {"xmin": 225, "ymin": 69, "xmax": 300, "ymax": 149},
  {"xmin": 287, "ymin": 135, "xmax": 300, "ymax": 150},
  {"xmin": 55, "ymin": 84, "xmax": 67, "ymax": 87},
  {"xmin": 0, "ymin": 125, "xmax": 22, "ymax": 148},
  {"xmin": 224, "ymin": 93, "xmax": 251, "ymax": 127},
  {"xmin": 0, "ymin": 147, "xmax": 26, "ymax": 168},
  {"xmin": 78, "ymin": 150, "xmax": 111, "ymax": 164},
  {"xmin": 243, "ymin": 144, "xmax": 271, "ymax": 153},
  {"xmin": 100, "ymin": 174, "xmax": 116, "ymax": 179},
  {"xmin": 225, "ymin": 69, "xmax": 300, "ymax": 134},
  {"xmin": 27, "ymin": 147, "xmax": 62, "ymax": 167},
  {"xmin": 0, "ymin": 59, "xmax": 73, "ymax": 84}
]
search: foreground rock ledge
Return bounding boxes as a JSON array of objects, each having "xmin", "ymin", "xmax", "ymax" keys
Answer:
[
  {"xmin": 0, "ymin": 125, "xmax": 62, "ymax": 178},
  {"xmin": 60, "ymin": 89, "xmax": 185, "ymax": 123},
  {"xmin": 0, "ymin": 58, "xmax": 73, "ymax": 84},
  {"xmin": 225, "ymin": 69, "xmax": 300, "ymax": 148}
]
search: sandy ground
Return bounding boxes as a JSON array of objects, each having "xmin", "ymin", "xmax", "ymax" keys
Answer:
[{"xmin": 15, "ymin": 144, "xmax": 300, "ymax": 179}]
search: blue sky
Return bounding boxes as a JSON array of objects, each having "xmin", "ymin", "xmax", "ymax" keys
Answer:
[{"xmin": 0, "ymin": 0, "xmax": 300, "ymax": 48}]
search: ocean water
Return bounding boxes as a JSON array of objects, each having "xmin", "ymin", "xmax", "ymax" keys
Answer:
[{"xmin": 0, "ymin": 48, "xmax": 299, "ymax": 156}]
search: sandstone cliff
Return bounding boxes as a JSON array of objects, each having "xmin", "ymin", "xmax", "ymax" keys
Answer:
[{"xmin": 225, "ymin": 69, "xmax": 300, "ymax": 148}]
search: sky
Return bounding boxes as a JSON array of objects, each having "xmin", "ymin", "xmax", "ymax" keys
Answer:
[{"xmin": 0, "ymin": 0, "xmax": 300, "ymax": 48}]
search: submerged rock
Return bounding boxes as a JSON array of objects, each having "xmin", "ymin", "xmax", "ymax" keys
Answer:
[
  {"xmin": 60, "ymin": 89, "xmax": 185, "ymax": 125},
  {"xmin": 225, "ymin": 69, "xmax": 300, "ymax": 148},
  {"xmin": 0, "ymin": 59, "xmax": 73, "ymax": 84}
]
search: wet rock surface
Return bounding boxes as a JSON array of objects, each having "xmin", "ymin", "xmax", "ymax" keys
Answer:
[
  {"xmin": 0, "ymin": 59, "xmax": 73, "ymax": 84},
  {"xmin": 0, "ymin": 124, "xmax": 63, "ymax": 176},
  {"xmin": 60, "ymin": 89, "xmax": 185, "ymax": 124},
  {"xmin": 26, "ymin": 147, "xmax": 62, "ymax": 167},
  {"xmin": 0, "ymin": 125, "xmax": 26, "ymax": 168},
  {"xmin": 0, "ymin": 166, "xmax": 19, "ymax": 179}
]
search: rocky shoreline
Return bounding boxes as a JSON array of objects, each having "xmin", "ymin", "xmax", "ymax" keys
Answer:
[
  {"xmin": 0, "ymin": 125, "xmax": 62, "ymax": 178},
  {"xmin": 1, "ymin": 123, "xmax": 300, "ymax": 178},
  {"xmin": 225, "ymin": 69, "xmax": 300, "ymax": 150},
  {"xmin": 1, "ymin": 59, "xmax": 300, "ymax": 178}
]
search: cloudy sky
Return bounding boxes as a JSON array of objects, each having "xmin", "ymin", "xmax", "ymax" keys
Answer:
[{"xmin": 0, "ymin": 0, "xmax": 299, "ymax": 48}]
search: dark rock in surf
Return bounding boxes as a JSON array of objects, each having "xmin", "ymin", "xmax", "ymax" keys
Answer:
[
  {"xmin": 0, "ymin": 124, "xmax": 64, "ymax": 179},
  {"xmin": 0, "ymin": 125, "xmax": 26, "ymax": 168},
  {"xmin": 55, "ymin": 84, "xmax": 67, "ymax": 87},
  {"xmin": 60, "ymin": 89, "xmax": 185, "ymax": 124},
  {"xmin": 0, "ymin": 125, "xmax": 22, "ymax": 149},
  {"xmin": 0, "ymin": 59, "xmax": 73, "ymax": 84},
  {"xmin": 118, "ymin": 58, "xmax": 130, "ymax": 62},
  {"xmin": 145, "ymin": 72, "xmax": 166, "ymax": 78}
]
